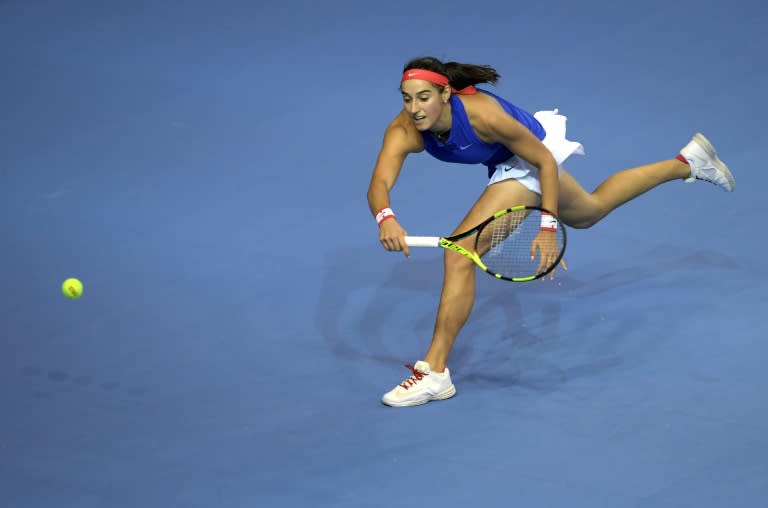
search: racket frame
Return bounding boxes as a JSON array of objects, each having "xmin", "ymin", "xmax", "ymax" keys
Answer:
[{"xmin": 405, "ymin": 205, "xmax": 567, "ymax": 282}]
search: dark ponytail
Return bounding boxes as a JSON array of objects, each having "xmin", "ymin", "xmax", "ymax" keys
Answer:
[{"xmin": 403, "ymin": 56, "xmax": 501, "ymax": 90}]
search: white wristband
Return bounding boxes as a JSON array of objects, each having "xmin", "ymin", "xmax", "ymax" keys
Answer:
[
  {"xmin": 376, "ymin": 207, "xmax": 396, "ymax": 225},
  {"xmin": 540, "ymin": 213, "xmax": 558, "ymax": 232}
]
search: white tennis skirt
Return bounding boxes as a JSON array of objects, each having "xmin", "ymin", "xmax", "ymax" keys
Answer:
[{"xmin": 487, "ymin": 109, "xmax": 585, "ymax": 194}]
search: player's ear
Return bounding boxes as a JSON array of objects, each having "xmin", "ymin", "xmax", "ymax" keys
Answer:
[{"xmin": 441, "ymin": 86, "xmax": 451, "ymax": 104}]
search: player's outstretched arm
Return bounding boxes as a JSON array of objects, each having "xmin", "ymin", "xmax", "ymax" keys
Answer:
[{"xmin": 367, "ymin": 112, "xmax": 423, "ymax": 257}]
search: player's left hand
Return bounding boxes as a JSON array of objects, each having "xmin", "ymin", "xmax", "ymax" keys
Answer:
[{"xmin": 530, "ymin": 230, "xmax": 566, "ymax": 280}]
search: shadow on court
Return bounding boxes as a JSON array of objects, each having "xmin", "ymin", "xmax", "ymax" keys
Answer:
[{"xmin": 317, "ymin": 240, "xmax": 744, "ymax": 398}]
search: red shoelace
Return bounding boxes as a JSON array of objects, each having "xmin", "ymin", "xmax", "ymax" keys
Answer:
[{"xmin": 399, "ymin": 364, "xmax": 428, "ymax": 390}]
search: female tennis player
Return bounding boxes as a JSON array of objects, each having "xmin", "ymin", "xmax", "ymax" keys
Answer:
[{"xmin": 368, "ymin": 56, "xmax": 735, "ymax": 407}]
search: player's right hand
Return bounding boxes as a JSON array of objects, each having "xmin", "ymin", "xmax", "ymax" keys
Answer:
[{"xmin": 379, "ymin": 219, "xmax": 410, "ymax": 257}]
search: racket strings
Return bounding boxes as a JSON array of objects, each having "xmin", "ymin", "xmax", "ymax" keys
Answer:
[
  {"xmin": 477, "ymin": 209, "xmax": 564, "ymax": 279},
  {"xmin": 488, "ymin": 211, "xmax": 524, "ymax": 256}
]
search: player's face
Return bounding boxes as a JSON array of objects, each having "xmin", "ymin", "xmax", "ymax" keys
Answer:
[{"xmin": 400, "ymin": 80, "xmax": 448, "ymax": 131}]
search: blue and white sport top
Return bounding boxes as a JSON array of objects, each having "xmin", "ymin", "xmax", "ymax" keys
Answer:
[{"xmin": 421, "ymin": 89, "xmax": 546, "ymax": 178}]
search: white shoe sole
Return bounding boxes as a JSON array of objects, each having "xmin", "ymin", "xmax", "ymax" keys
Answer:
[
  {"xmin": 381, "ymin": 385, "xmax": 457, "ymax": 407},
  {"xmin": 690, "ymin": 132, "xmax": 736, "ymax": 191}
]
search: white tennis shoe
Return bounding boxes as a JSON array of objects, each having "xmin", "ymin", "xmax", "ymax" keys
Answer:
[
  {"xmin": 680, "ymin": 133, "xmax": 735, "ymax": 191},
  {"xmin": 381, "ymin": 361, "xmax": 456, "ymax": 407}
]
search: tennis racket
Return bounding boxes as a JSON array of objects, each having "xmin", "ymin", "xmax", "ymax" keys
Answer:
[{"xmin": 404, "ymin": 205, "xmax": 567, "ymax": 282}]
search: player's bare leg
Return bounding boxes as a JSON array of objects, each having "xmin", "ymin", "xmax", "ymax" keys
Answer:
[
  {"xmin": 382, "ymin": 179, "xmax": 538, "ymax": 407},
  {"xmin": 559, "ymin": 134, "xmax": 734, "ymax": 228},
  {"xmin": 424, "ymin": 179, "xmax": 539, "ymax": 372},
  {"xmin": 557, "ymin": 159, "xmax": 689, "ymax": 228}
]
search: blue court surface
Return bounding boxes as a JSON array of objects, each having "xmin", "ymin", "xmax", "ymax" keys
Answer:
[{"xmin": 2, "ymin": 1, "xmax": 768, "ymax": 506}]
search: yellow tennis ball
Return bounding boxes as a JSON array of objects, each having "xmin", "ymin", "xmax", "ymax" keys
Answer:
[{"xmin": 61, "ymin": 278, "xmax": 83, "ymax": 299}]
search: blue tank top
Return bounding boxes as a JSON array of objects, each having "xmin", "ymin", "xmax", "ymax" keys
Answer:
[{"xmin": 421, "ymin": 89, "xmax": 545, "ymax": 178}]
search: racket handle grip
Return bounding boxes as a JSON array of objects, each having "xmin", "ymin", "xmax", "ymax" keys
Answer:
[{"xmin": 404, "ymin": 236, "xmax": 440, "ymax": 248}]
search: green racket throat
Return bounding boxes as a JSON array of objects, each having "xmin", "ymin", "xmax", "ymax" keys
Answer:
[{"xmin": 438, "ymin": 239, "xmax": 488, "ymax": 270}]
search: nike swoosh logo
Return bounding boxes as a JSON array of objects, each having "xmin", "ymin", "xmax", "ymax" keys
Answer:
[{"xmin": 459, "ymin": 144, "xmax": 472, "ymax": 150}]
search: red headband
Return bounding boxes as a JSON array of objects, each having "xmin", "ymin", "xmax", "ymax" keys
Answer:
[{"xmin": 401, "ymin": 69, "xmax": 477, "ymax": 95}]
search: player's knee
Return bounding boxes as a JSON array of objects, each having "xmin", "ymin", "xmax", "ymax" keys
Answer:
[
  {"xmin": 564, "ymin": 206, "xmax": 607, "ymax": 229},
  {"xmin": 443, "ymin": 248, "xmax": 475, "ymax": 271},
  {"xmin": 567, "ymin": 216, "xmax": 600, "ymax": 229}
]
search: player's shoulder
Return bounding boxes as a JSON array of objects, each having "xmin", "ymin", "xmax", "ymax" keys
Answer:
[
  {"xmin": 461, "ymin": 91, "xmax": 509, "ymax": 123},
  {"xmin": 461, "ymin": 92, "xmax": 521, "ymax": 141},
  {"xmin": 383, "ymin": 110, "xmax": 424, "ymax": 153}
]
